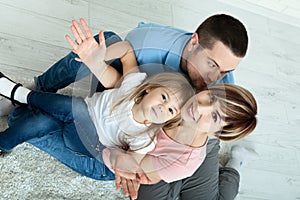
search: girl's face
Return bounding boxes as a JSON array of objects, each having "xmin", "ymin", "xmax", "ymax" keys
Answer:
[
  {"xmin": 180, "ymin": 90, "xmax": 226, "ymax": 135},
  {"xmin": 139, "ymin": 87, "xmax": 180, "ymax": 124}
]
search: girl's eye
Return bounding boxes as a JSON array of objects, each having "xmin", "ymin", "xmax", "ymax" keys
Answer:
[
  {"xmin": 162, "ymin": 94, "xmax": 166, "ymax": 101},
  {"xmin": 169, "ymin": 108, "xmax": 174, "ymax": 115},
  {"xmin": 210, "ymin": 95, "xmax": 216, "ymax": 104},
  {"xmin": 212, "ymin": 112, "xmax": 218, "ymax": 123}
]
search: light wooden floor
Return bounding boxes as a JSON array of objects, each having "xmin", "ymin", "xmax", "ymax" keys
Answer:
[{"xmin": 0, "ymin": 0, "xmax": 299, "ymax": 199}]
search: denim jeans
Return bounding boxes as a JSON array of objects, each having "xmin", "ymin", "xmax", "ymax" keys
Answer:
[
  {"xmin": 27, "ymin": 91, "xmax": 102, "ymax": 158},
  {"xmin": 6, "ymin": 106, "xmax": 114, "ymax": 180}
]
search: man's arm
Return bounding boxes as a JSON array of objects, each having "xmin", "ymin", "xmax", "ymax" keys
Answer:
[{"xmin": 65, "ymin": 18, "xmax": 138, "ymax": 88}]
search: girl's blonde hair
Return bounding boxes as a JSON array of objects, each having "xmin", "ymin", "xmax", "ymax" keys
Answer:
[
  {"xmin": 208, "ymin": 84, "xmax": 257, "ymax": 141},
  {"xmin": 112, "ymin": 72, "xmax": 195, "ymax": 126}
]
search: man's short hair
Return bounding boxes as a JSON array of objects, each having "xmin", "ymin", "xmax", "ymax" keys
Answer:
[{"xmin": 196, "ymin": 14, "xmax": 248, "ymax": 57}]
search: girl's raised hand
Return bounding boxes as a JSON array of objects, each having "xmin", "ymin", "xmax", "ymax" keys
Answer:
[{"xmin": 65, "ymin": 18, "xmax": 107, "ymax": 71}]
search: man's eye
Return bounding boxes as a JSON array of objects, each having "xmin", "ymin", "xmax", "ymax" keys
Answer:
[
  {"xmin": 169, "ymin": 108, "xmax": 174, "ymax": 115},
  {"xmin": 208, "ymin": 61, "xmax": 216, "ymax": 68},
  {"xmin": 212, "ymin": 112, "xmax": 218, "ymax": 123},
  {"xmin": 162, "ymin": 94, "xmax": 166, "ymax": 101}
]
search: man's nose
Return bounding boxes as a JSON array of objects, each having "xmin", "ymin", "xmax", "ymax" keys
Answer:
[{"xmin": 207, "ymin": 71, "xmax": 221, "ymax": 83}]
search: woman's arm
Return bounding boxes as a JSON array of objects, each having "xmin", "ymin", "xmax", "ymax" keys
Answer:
[{"xmin": 65, "ymin": 18, "xmax": 138, "ymax": 88}]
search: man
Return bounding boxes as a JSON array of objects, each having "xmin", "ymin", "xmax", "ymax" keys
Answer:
[{"xmin": 1, "ymin": 14, "xmax": 248, "ymax": 199}]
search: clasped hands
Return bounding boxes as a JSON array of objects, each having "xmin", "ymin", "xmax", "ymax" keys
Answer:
[{"xmin": 110, "ymin": 147, "xmax": 151, "ymax": 200}]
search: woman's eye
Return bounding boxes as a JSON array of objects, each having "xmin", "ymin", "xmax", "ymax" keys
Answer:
[
  {"xmin": 162, "ymin": 94, "xmax": 166, "ymax": 101},
  {"xmin": 212, "ymin": 112, "xmax": 217, "ymax": 122},
  {"xmin": 169, "ymin": 108, "xmax": 174, "ymax": 115}
]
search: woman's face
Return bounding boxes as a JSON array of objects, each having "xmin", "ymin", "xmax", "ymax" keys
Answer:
[{"xmin": 180, "ymin": 90, "xmax": 226, "ymax": 135}]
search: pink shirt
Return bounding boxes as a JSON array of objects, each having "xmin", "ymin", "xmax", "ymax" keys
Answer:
[{"xmin": 103, "ymin": 128, "xmax": 207, "ymax": 183}]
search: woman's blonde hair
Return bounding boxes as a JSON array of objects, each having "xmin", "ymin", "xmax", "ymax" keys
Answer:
[
  {"xmin": 112, "ymin": 72, "xmax": 195, "ymax": 126},
  {"xmin": 209, "ymin": 84, "xmax": 257, "ymax": 141}
]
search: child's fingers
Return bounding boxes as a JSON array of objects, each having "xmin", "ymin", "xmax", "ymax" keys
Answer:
[
  {"xmin": 131, "ymin": 179, "xmax": 140, "ymax": 197},
  {"xmin": 99, "ymin": 31, "xmax": 107, "ymax": 49},
  {"xmin": 74, "ymin": 57, "xmax": 82, "ymax": 62},
  {"xmin": 65, "ymin": 34, "xmax": 77, "ymax": 50},
  {"xmin": 80, "ymin": 18, "xmax": 93, "ymax": 38},
  {"xmin": 121, "ymin": 178, "xmax": 130, "ymax": 196},
  {"xmin": 70, "ymin": 25, "xmax": 82, "ymax": 44},
  {"xmin": 115, "ymin": 172, "xmax": 122, "ymax": 190},
  {"xmin": 72, "ymin": 19, "xmax": 86, "ymax": 41}
]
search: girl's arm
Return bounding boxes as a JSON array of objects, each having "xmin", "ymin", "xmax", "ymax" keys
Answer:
[
  {"xmin": 66, "ymin": 18, "xmax": 138, "ymax": 88},
  {"xmin": 106, "ymin": 148, "xmax": 161, "ymax": 185}
]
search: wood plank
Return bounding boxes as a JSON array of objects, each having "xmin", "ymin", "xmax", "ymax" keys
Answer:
[
  {"xmin": 88, "ymin": 0, "xmax": 172, "ymax": 26},
  {"xmin": 0, "ymin": 2, "xmax": 87, "ymax": 48},
  {"xmin": 0, "ymin": 32, "xmax": 70, "ymax": 73},
  {"xmin": 236, "ymin": 168, "xmax": 300, "ymax": 199},
  {"xmin": 0, "ymin": 0, "xmax": 88, "ymax": 20}
]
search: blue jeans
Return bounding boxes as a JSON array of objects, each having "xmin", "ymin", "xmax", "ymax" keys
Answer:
[
  {"xmin": 6, "ymin": 106, "xmax": 114, "ymax": 180},
  {"xmin": 27, "ymin": 91, "xmax": 101, "ymax": 158}
]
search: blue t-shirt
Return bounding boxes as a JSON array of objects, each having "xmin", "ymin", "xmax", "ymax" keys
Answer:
[{"xmin": 125, "ymin": 22, "xmax": 234, "ymax": 84}]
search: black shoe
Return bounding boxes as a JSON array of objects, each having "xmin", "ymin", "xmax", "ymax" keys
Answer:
[
  {"xmin": 0, "ymin": 149, "xmax": 11, "ymax": 157},
  {"xmin": 0, "ymin": 72, "xmax": 23, "ymax": 106}
]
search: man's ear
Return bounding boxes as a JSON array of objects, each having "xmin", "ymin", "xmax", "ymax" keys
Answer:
[
  {"xmin": 145, "ymin": 88, "xmax": 151, "ymax": 93},
  {"xmin": 188, "ymin": 33, "xmax": 199, "ymax": 51}
]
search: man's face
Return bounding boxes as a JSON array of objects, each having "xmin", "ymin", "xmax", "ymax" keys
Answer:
[{"xmin": 185, "ymin": 40, "xmax": 242, "ymax": 90}]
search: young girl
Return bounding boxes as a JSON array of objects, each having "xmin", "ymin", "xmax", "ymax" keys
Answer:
[{"xmin": 0, "ymin": 35, "xmax": 194, "ymax": 166}]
